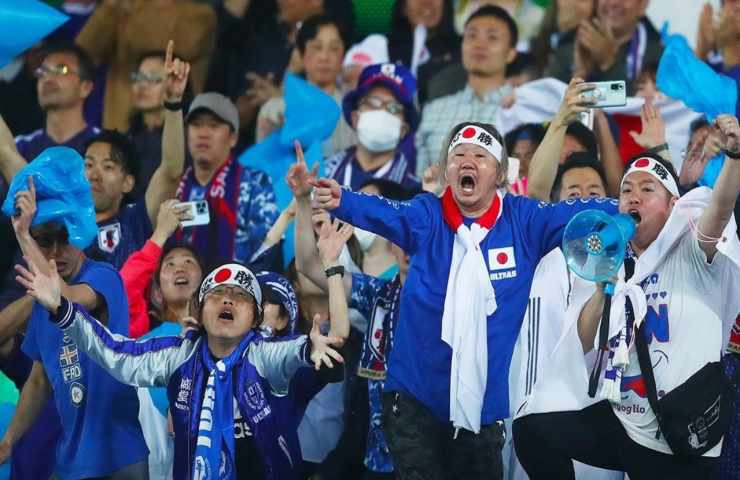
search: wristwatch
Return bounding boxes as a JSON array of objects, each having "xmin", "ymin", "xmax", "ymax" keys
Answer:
[{"xmin": 324, "ymin": 265, "xmax": 345, "ymax": 278}]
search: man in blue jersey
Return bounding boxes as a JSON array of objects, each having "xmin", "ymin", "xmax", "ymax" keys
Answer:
[
  {"xmin": 310, "ymin": 121, "xmax": 619, "ymax": 479},
  {"xmin": 0, "ymin": 172, "xmax": 148, "ymax": 478}
]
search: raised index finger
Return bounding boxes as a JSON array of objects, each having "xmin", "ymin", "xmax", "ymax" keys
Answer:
[
  {"xmin": 165, "ymin": 40, "xmax": 174, "ymax": 69},
  {"xmin": 294, "ymin": 140, "xmax": 306, "ymax": 166}
]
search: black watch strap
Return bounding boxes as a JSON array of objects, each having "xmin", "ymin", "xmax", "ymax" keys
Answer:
[
  {"xmin": 163, "ymin": 100, "xmax": 183, "ymax": 111},
  {"xmin": 324, "ymin": 265, "xmax": 345, "ymax": 278}
]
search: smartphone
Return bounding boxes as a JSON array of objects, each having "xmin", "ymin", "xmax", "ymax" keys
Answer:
[
  {"xmin": 582, "ymin": 81, "xmax": 627, "ymax": 108},
  {"xmin": 177, "ymin": 200, "xmax": 210, "ymax": 227}
]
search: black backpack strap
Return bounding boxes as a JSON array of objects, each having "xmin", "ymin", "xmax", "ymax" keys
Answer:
[{"xmin": 635, "ymin": 320, "xmax": 663, "ymax": 440}]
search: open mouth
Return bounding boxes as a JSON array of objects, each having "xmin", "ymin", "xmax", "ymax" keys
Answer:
[
  {"xmin": 218, "ymin": 310, "xmax": 234, "ymax": 321},
  {"xmin": 460, "ymin": 173, "xmax": 476, "ymax": 193},
  {"xmin": 628, "ymin": 210, "xmax": 642, "ymax": 226},
  {"xmin": 174, "ymin": 276, "xmax": 189, "ymax": 286}
]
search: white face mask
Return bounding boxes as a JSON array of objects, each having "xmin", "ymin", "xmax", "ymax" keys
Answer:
[
  {"xmin": 354, "ymin": 227, "xmax": 377, "ymax": 251},
  {"xmin": 357, "ymin": 110, "xmax": 402, "ymax": 153}
]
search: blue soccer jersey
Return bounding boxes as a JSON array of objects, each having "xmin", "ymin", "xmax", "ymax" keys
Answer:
[
  {"xmin": 333, "ymin": 190, "xmax": 618, "ymax": 424},
  {"xmin": 22, "ymin": 259, "xmax": 148, "ymax": 479}
]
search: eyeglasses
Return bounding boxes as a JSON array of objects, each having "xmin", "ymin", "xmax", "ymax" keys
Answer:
[
  {"xmin": 359, "ymin": 96, "xmax": 404, "ymax": 115},
  {"xmin": 34, "ymin": 63, "xmax": 79, "ymax": 79},
  {"xmin": 207, "ymin": 285, "xmax": 253, "ymax": 302},
  {"xmin": 130, "ymin": 71, "xmax": 164, "ymax": 84},
  {"xmin": 30, "ymin": 230, "xmax": 69, "ymax": 249}
]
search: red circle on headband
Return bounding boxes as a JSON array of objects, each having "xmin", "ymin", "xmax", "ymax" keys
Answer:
[
  {"xmin": 214, "ymin": 268, "xmax": 232, "ymax": 283},
  {"xmin": 462, "ymin": 127, "xmax": 476, "ymax": 138},
  {"xmin": 634, "ymin": 158, "xmax": 650, "ymax": 168}
]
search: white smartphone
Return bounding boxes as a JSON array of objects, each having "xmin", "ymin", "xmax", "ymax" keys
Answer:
[
  {"xmin": 582, "ymin": 81, "xmax": 627, "ymax": 108},
  {"xmin": 177, "ymin": 200, "xmax": 210, "ymax": 227}
]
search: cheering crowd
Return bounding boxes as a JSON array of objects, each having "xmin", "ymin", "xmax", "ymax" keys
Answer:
[{"xmin": 0, "ymin": 0, "xmax": 739, "ymax": 479}]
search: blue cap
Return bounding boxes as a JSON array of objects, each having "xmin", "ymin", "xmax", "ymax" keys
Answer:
[
  {"xmin": 256, "ymin": 271, "xmax": 299, "ymax": 335},
  {"xmin": 342, "ymin": 62, "xmax": 419, "ymax": 131}
]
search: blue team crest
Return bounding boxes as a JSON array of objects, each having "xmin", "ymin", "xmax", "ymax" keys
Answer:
[
  {"xmin": 245, "ymin": 382, "xmax": 266, "ymax": 410},
  {"xmin": 97, "ymin": 222, "xmax": 121, "ymax": 253}
]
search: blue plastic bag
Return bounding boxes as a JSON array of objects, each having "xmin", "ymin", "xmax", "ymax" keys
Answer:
[
  {"xmin": 1, "ymin": 147, "xmax": 97, "ymax": 249},
  {"xmin": 657, "ymin": 34, "xmax": 737, "ymax": 122},
  {"xmin": 0, "ymin": 0, "xmax": 68, "ymax": 67},
  {"xmin": 657, "ymin": 32, "xmax": 738, "ymax": 187},
  {"xmin": 239, "ymin": 73, "xmax": 341, "ymax": 265}
]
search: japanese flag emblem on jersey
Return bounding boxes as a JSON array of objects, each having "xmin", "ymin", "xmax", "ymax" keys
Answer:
[
  {"xmin": 97, "ymin": 223, "xmax": 121, "ymax": 253},
  {"xmin": 488, "ymin": 247, "xmax": 516, "ymax": 271}
]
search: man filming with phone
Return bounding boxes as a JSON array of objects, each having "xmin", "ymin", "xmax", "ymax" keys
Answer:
[{"xmin": 175, "ymin": 92, "xmax": 279, "ymax": 264}]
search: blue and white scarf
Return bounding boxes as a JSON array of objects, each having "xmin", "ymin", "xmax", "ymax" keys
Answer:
[{"xmin": 193, "ymin": 332, "xmax": 256, "ymax": 480}]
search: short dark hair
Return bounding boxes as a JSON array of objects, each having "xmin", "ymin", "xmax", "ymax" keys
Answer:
[
  {"xmin": 504, "ymin": 123, "xmax": 546, "ymax": 153},
  {"xmin": 565, "ymin": 122, "xmax": 598, "ymax": 159},
  {"xmin": 43, "ymin": 43, "xmax": 95, "ymax": 82},
  {"xmin": 552, "ymin": 152, "xmax": 608, "ymax": 201},
  {"xmin": 296, "ymin": 15, "xmax": 348, "ymax": 55},
  {"xmin": 464, "ymin": 5, "xmax": 518, "ymax": 48},
  {"xmin": 624, "ymin": 152, "xmax": 680, "ymax": 192},
  {"xmin": 84, "ymin": 130, "xmax": 141, "ymax": 179},
  {"xmin": 358, "ymin": 178, "xmax": 420, "ymax": 201},
  {"xmin": 689, "ymin": 116, "xmax": 710, "ymax": 137}
]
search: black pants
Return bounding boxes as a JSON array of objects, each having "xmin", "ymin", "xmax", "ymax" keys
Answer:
[
  {"xmin": 381, "ymin": 391, "xmax": 504, "ymax": 480},
  {"xmin": 513, "ymin": 401, "xmax": 716, "ymax": 480}
]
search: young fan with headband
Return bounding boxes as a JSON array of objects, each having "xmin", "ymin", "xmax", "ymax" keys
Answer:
[
  {"xmin": 514, "ymin": 115, "xmax": 740, "ymax": 479},
  {"xmin": 307, "ymin": 121, "xmax": 618, "ymax": 479},
  {"xmin": 16, "ymin": 260, "xmax": 349, "ymax": 480}
]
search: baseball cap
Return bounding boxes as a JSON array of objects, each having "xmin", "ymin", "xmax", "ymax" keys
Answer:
[
  {"xmin": 198, "ymin": 263, "xmax": 262, "ymax": 313},
  {"xmin": 256, "ymin": 271, "xmax": 299, "ymax": 335},
  {"xmin": 342, "ymin": 62, "xmax": 419, "ymax": 131},
  {"xmin": 186, "ymin": 92, "xmax": 240, "ymax": 132}
]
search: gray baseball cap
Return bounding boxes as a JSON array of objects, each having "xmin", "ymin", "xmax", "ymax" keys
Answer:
[{"xmin": 186, "ymin": 92, "xmax": 239, "ymax": 132}]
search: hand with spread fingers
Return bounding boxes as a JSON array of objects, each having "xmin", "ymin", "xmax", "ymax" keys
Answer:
[
  {"xmin": 679, "ymin": 133, "xmax": 711, "ymax": 187},
  {"xmin": 576, "ymin": 18, "xmax": 618, "ymax": 71},
  {"xmin": 15, "ymin": 257, "xmax": 62, "ymax": 314},
  {"xmin": 308, "ymin": 314, "xmax": 344, "ymax": 371},
  {"xmin": 163, "ymin": 40, "xmax": 190, "ymax": 103},
  {"xmin": 629, "ymin": 101, "xmax": 667, "ymax": 149},
  {"xmin": 317, "ymin": 218, "xmax": 353, "ymax": 269}
]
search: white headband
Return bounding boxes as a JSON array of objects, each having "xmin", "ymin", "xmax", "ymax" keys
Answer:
[
  {"xmin": 447, "ymin": 125, "xmax": 503, "ymax": 161},
  {"xmin": 621, "ymin": 157, "xmax": 680, "ymax": 198},
  {"xmin": 198, "ymin": 263, "xmax": 262, "ymax": 311}
]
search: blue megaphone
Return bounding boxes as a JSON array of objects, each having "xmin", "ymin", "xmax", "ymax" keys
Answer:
[{"xmin": 562, "ymin": 210, "xmax": 636, "ymax": 287}]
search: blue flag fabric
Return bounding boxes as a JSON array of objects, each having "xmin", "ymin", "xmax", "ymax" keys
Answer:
[
  {"xmin": 0, "ymin": 0, "xmax": 69, "ymax": 67},
  {"xmin": 1, "ymin": 147, "xmax": 97, "ymax": 249},
  {"xmin": 657, "ymin": 33, "xmax": 739, "ymax": 188},
  {"xmin": 239, "ymin": 73, "xmax": 341, "ymax": 264}
]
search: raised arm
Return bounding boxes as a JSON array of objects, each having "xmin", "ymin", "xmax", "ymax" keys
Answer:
[
  {"xmin": 527, "ymin": 79, "xmax": 596, "ymax": 201},
  {"xmin": 288, "ymin": 142, "xmax": 352, "ymax": 296},
  {"xmin": 317, "ymin": 219, "xmax": 351, "ymax": 340},
  {"xmin": 15, "ymin": 259, "xmax": 195, "ymax": 388},
  {"xmin": 0, "ymin": 114, "xmax": 27, "ymax": 182},
  {"xmin": 311, "ymin": 177, "xmax": 429, "ymax": 255},
  {"xmin": 146, "ymin": 41, "xmax": 190, "ymax": 227},
  {"xmin": 11, "ymin": 177, "xmax": 102, "ymax": 313},
  {"xmin": 696, "ymin": 115, "xmax": 740, "ymax": 260}
]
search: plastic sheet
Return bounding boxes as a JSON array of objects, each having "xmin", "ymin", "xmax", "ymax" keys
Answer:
[
  {"xmin": 239, "ymin": 73, "xmax": 340, "ymax": 265},
  {"xmin": 0, "ymin": 0, "xmax": 68, "ymax": 67},
  {"xmin": 1, "ymin": 147, "xmax": 97, "ymax": 249}
]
